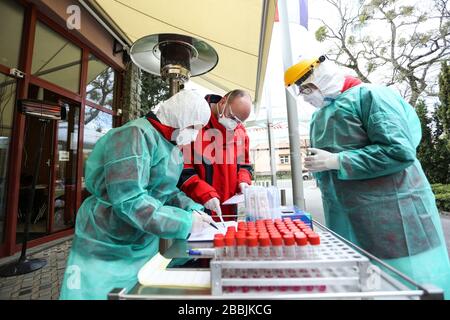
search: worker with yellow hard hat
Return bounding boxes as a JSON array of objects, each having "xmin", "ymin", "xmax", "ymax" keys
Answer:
[{"xmin": 284, "ymin": 55, "xmax": 450, "ymax": 298}]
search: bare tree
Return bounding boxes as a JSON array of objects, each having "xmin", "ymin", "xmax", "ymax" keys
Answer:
[
  {"xmin": 84, "ymin": 68, "xmax": 114, "ymax": 126},
  {"xmin": 315, "ymin": 0, "xmax": 450, "ymax": 107}
]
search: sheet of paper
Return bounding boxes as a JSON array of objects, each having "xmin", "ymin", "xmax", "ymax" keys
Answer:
[
  {"xmin": 187, "ymin": 221, "xmax": 237, "ymax": 242},
  {"xmin": 222, "ymin": 193, "xmax": 245, "ymax": 205},
  {"xmin": 137, "ymin": 253, "xmax": 210, "ymax": 288}
]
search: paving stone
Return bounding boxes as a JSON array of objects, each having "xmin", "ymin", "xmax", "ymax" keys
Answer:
[{"xmin": 0, "ymin": 241, "xmax": 72, "ymax": 300}]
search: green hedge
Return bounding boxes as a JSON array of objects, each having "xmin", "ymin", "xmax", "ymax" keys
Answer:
[{"xmin": 431, "ymin": 184, "xmax": 450, "ymax": 213}]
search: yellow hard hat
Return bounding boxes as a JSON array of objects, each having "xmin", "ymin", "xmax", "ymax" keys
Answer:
[{"xmin": 284, "ymin": 56, "xmax": 326, "ymax": 87}]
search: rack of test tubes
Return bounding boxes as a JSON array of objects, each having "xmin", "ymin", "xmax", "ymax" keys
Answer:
[{"xmin": 210, "ymin": 218, "xmax": 373, "ymax": 296}]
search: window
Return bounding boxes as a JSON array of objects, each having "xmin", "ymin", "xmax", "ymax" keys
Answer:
[
  {"xmin": 86, "ymin": 54, "xmax": 116, "ymax": 110},
  {"xmin": 0, "ymin": 0, "xmax": 24, "ymax": 69},
  {"xmin": 82, "ymin": 106, "xmax": 113, "ymax": 198},
  {"xmin": 279, "ymin": 154, "xmax": 290, "ymax": 165},
  {"xmin": 31, "ymin": 21, "xmax": 82, "ymax": 93},
  {"xmin": 0, "ymin": 74, "xmax": 17, "ymax": 243}
]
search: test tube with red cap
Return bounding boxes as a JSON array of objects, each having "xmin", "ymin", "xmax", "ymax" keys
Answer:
[
  {"xmin": 308, "ymin": 233, "xmax": 326, "ymax": 292},
  {"xmin": 294, "ymin": 232, "xmax": 308, "ymax": 260},
  {"xmin": 236, "ymin": 233, "xmax": 249, "ymax": 293},
  {"xmin": 259, "ymin": 234, "xmax": 274, "ymax": 291},
  {"xmin": 282, "ymin": 235, "xmax": 296, "ymax": 291},
  {"xmin": 214, "ymin": 234, "xmax": 225, "ymax": 260},
  {"xmin": 308, "ymin": 233, "xmax": 321, "ymax": 259},
  {"xmin": 225, "ymin": 236, "xmax": 236, "ymax": 259},
  {"xmin": 283, "ymin": 235, "xmax": 296, "ymax": 258},
  {"xmin": 270, "ymin": 235, "xmax": 283, "ymax": 260},
  {"xmin": 247, "ymin": 236, "xmax": 259, "ymax": 291},
  {"xmin": 269, "ymin": 234, "xmax": 284, "ymax": 291},
  {"xmin": 224, "ymin": 235, "xmax": 237, "ymax": 292}
]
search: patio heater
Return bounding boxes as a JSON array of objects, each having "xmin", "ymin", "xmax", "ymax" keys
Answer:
[
  {"xmin": 130, "ymin": 33, "xmax": 218, "ymax": 96},
  {"xmin": 0, "ymin": 100, "xmax": 66, "ymax": 277},
  {"xmin": 130, "ymin": 33, "xmax": 218, "ymax": 253}
]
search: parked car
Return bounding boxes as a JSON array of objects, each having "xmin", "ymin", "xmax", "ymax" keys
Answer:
[{"xmin": 302, "ymin": 171, "xmax": 312, "ymax": 180}]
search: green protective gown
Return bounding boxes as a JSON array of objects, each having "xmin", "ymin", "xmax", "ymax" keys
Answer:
[
  {"xmin": 310, "ymin": 84, "xmax": 450, "ymax": 299},
  {"xmin": 59, "ymin": 118, "xmax": 203, "ymax": 300}
]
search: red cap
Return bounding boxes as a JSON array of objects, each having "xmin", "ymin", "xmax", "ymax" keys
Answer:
[
  {"xmin": 214, "ymin": 237, "xmax": 225, "ymax": 247},
  {"xmin": 270, "ymin": 235, "xmax": 282, "ymax": 246},
  {"xmin": 283, "ymin": 217, "xmax": 292, "ymax": 222},
  {"xmin": 227, "ymin": 226, "xmax": 236, "ymax": 233},
  {"xmin": 237, "ymin": 223, "xmax": 247, "ymax": 231},
  {"xmin": 283, "ymin": 234, "xmax": 295, "ymax": 246},
  {"xmin": 224, "ymin": 236, "xmax": 235, "ymax": 246},
  {"xmin": 214, "ymin": 233, "xmax": 224, "ymax": 239},
  {"xmin": 308, "ymin": 233, "xmax": 321, "ymax": 245},
  {"xmin": 247, "ymin": 236, "xmax": 258, "ymax": 247},
  {"xmin": 236, "ymin": 234, "xmax": 246, "ymax": 246},
  {"xmin": 259, "ymin": 235, "xmax": 270, "ymax": 246},
  {"xmin": 294, "ymin": 232, "xmax": 308, "ymax": 246},
  {"xmin": 274, "ymin": 218, "xmax": 282, "ymax": 223}
]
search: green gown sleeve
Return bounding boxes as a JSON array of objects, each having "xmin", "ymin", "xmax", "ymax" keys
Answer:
[
  {"xmin": 102, "ymin": 126, "xmax": 193, "ymax": 239},
  {"xmin": 337, "ymin": 86, "xmax": 419, "ymax": 180},
  {"xmin": 165, "ymin": 190, "xmax": 204, "ymax": 212}
]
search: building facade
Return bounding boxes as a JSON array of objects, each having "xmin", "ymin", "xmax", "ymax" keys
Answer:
[
  {"xmin": 0, "ymin": 0, "xmax": 136, "ymax": 257},
  {"xmin": 250, "ymin": 139, "xmax": 310, "ymax": 178}
]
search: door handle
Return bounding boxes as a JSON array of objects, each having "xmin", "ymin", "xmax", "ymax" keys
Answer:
[{"xmin": 46, "ymin": 159, "xmax": 51, "ymax": 167}]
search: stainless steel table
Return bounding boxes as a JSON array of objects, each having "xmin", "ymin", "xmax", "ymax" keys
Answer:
[{"xmin": 108, "ymin": 221, "xmax": 444, "ymax": 300}]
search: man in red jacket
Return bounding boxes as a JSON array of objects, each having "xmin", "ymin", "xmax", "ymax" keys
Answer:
[{"xmin": 178, "ymin": 89, "xmax": 253, "ymax": 221}]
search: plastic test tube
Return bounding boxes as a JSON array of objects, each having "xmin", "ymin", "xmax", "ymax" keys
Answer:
[
  {"xmin": 308, "ymin": 233, "xmax": 326, "ymax": 292},
  {"xmin": 294, "ymin": 232, "xmax": 308, "ymax": 259},
  {"xmin": 224, "ymin": 235, "xmax": 236, "ymax": 293},
  {"xmin": 247, "ymin": 236, "xmax": 259, "ymax": 291},
  {"xmin": 214, "ymin": 234, "xmax": 225, "ymax": 260},
  {"xmin": 270, "ymin": 235, "xmax": 285, "ymax": 291},
  {"xmin": 308, "ymin": 233, "xmax": 321, "ymax": 259},
  {"xmin": 259, "ymin": 235, "xmax": 274, "ymax": 291},
  {"xmin": 235, "ymin": 233, "xmax": 249, "ymax": 293}
]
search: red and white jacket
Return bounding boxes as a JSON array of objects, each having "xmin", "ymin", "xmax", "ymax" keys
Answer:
[{"xmin": 177, "ymin": 94, "xmax": 253, "ymax": 221}]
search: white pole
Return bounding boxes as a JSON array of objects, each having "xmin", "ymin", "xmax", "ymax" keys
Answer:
[
  {"xmin": 265, "ymin": 85, "xmax": 278, "ymax": 186},
  {"xmin": 278, "ymin": 0, "xmax": 306, "ymax": 210}
]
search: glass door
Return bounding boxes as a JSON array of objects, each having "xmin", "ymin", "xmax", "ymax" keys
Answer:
[
  {"xmin": 52, "ymin": 100, "xmax": 79, "ymax": 232},
  {"xmin": 16, "ymin": 85, "xmax": 79, "ymax": 242}
]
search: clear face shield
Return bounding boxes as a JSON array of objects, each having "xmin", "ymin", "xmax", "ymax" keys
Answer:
[{"xmin": 286, "ymin": 85, "xmax": 300, "ymax": 99}]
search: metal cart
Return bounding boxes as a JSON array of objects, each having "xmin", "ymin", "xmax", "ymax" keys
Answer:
[{"xmin": 108, "ymin": 220, "xmax": 444, "ymax": 300}]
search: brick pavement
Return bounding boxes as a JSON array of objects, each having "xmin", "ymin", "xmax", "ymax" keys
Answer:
[{"xmin": 0, "ymin": 240, "xmax": 71, "ymax": 300}]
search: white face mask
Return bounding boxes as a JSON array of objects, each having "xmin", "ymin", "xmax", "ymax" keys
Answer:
[
  {"xmin": 173, "ymin": 128, "xmax": 199, "ymax": 146},
  {"xmin": 302, "ymin": 90, "xmax": 324, "ymax": 108},
  {"xmin": 302, "ymin": 89, "xmax": 335, "ymax": 109},
  {"xmin": 218, "ymin": 117, "xmax": 238, "ymax": 131},
  {"xmin": 216, "ymin": 102, "xmax": 239, "ymax": 131}
]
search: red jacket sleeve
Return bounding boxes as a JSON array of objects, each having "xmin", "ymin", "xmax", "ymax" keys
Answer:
[{"xmin": 177, "ymin": 145, "xmax": 220, "ymax": 205}]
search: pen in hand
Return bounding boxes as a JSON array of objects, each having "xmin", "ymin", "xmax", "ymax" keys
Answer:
[{"xmin": 194, "ymin": 210, "xmax": 219, "ymax": 230}]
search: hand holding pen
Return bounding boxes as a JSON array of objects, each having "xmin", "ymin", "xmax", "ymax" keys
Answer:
[{"xmin": 192, "ymin": 210, "xmax": 219, "ymax": 231}]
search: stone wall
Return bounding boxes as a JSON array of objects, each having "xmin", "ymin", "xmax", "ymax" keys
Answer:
[{"xmin": 120, "ymin": 62, "xmax": 142, "ymax": 123}]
